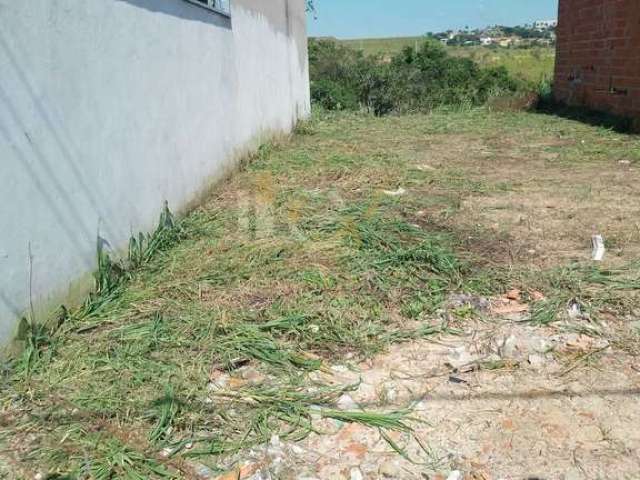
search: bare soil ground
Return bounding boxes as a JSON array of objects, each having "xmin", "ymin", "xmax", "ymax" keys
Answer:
[
  {"xmin": 238, "ymin": 317, "xmax": 640, "ymax": 480},
  {"xmin": 2, "ymin": 109, "xmax": 639, "ymax": 480}
]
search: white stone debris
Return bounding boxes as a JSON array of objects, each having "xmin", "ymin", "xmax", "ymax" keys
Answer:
[
  {"xmin": 447, "ymin": 471, "xmax": 463, "ymax": 480},
  {"xmin": 336, "ymin": 393, "xmax": 359, "ymax": 411},
  {"xmin": 350, "ymin": 467, "xmax": 364, "ymax": 480}
]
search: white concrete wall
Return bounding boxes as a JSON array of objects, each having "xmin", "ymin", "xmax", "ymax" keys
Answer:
[{"xmin": 0, "ymin": 0, "xmax": 310, "ymax": 347}]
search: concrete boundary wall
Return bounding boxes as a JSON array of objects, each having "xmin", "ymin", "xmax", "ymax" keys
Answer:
[{"xmin": 0, "ymin": 0, "xmax": 310, "ymax": 349}]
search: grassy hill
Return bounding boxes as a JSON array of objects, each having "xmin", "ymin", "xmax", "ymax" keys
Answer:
[
  {"xmin": 338, "ymin": 36, "xmax": 556, "ymax": 83},
  {"xmin": 341, "ymin": 36, "xmax": 425, "ymax": 56}
]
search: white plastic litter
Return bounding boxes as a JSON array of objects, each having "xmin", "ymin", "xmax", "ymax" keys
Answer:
[
  {"xmin": 591, "ymin": 234, "xmax": 606, "ymax": 261},
  {"xmin": 383, "ymin": 187, "xmax": 406, "ymax": 197}
]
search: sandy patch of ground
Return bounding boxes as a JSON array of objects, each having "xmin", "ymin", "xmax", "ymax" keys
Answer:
[{"xmin": 209, "ymin": 299, "xmax": 640, "ymax": 480}]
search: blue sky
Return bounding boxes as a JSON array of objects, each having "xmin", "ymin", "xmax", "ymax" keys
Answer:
[{"xmin": 308, "ymin": 0, "xmax": 559, "ymax": 39}]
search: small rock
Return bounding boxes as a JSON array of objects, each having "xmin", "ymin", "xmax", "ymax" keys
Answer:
[
  {"xmin": 290, "ymin": 443, "xmax": 306, "ymax": 455},
  {"xmin": 195, "ymin": 464, "xmax": 215, "ymax": 479},
  {"xmin": 528, "ymin": 353, "xmax": 547, "ymax": 369},
  {"xmin": 447, "ymin": 293, "xmax": 490, "ymax": 311},
  {"xmin": 567, "ymin": 300, "xmax": 583, "ymax": 319},
  {"xmin": 413, "ymin": 400, "xmax": 428, "ymax": 412},
  {"xmin": 331, "ymin": 364, "xmax": 350, "ymax": 374},
  {"xmin": 355, "ymin": 382, "xmax": 377, "ymax": 403},
  {"xmin": 530, "ymin": 290, "xmax": 546, "ymax": 301},
  {"xmin": 379, "ymin": 461, "xmax": 400, "ymax": 478},
  {"xmin": 267, "ymin": 435, "xmax": 285, "ymax": 462},
  {"xmin": 580, "ymin": 424, "xmax": 603, "ymax": 443},
  {"xmin": 208, "ymin": 373, "xmax": 233, "ymax": 391},
  {"xmin": 531, "ymin": 336, "xmax": 554, "ymax": 354},
  {"xmin": 379, "ymin": 382, "xmax": 398, "ymax": 403},
  {"xmin": 241, "ymin": 367, "xmax": 266, "ymax": 385},
  {"xmin": 500, "ymin": 334, "xmax": 519, "ymax": 358},
  {"xmin": 447, "ymin": 345, "xmax": 480, "ymax": 370},
  {"xmin": 160, "ymin": 447, "xmax": 173, "ymax": 458},
  {"xmin": 447, "ymin": 471, "xmax": 463, "ymax": 480},
  {"xmin": 247, "ymin": 471, "xmax": 271, "ymax": 480},
  {"xmin": 336, "ymin": 394, "xmax": 359, "ymax": 410},
  {"xmin": 350, "ymin": 468, "xmax": 364, "ymax": 480}
]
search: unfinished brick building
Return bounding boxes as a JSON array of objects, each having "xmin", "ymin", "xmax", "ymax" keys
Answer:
[{"xmin": 554, "ymin": 0, "xmax": 640, "ymax": 124}]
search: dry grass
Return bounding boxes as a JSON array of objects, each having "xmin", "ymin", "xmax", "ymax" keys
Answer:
[{"xmin": 1, "ymin": 108, "xmax": 639, "ymax": 478}]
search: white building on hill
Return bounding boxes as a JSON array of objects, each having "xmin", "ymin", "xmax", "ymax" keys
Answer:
[{"xmin": 534, "ymin": 19, "xmax": 558, "ymax": 30}]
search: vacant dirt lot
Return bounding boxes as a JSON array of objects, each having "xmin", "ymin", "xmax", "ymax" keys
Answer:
[{"xmin": 2, "ymin": 109, "xmax": 639, "ymax": 479}]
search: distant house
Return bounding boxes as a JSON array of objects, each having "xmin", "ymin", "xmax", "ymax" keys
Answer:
[
  {"xmin": 554, "ymin": 0, "xmax": 640, "ymax": 125},
  {"xmin": 493, "ymin": 37, "xmax": 519, "ymax": 48},
  {"xmin": 480, "ymin": 37, "xmax": 493, "ymax": 46},
  {"xmin": 0, "ymin": 0, "xmax": 310, "ymax": 348},
  {"xmin": 534, "ymin": 19, "xmax": 558, "ymax": 30}
]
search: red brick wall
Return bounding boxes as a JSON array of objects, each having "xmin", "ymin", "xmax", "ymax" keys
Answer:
[{"xmin": 554, "ymin": 0, "xmax": 640, "ymax": 121}]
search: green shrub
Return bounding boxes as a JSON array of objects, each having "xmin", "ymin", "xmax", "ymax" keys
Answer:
[
  {"xmin": 311, "ymin": 79, "xmax": 359, "ymax": 110},
  {"xmin": 308, "ymin": 38, "xmax": 525, "ymax": 115}
]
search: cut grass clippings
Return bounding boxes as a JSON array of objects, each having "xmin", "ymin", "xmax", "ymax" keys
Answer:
[{"xmin": 2, "ymin": 108, "xmax": 640, "ymax": 478}]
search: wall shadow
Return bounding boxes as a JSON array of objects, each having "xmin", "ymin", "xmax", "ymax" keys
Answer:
[
  {"xmin": 534, "ymin": 100, "xmax": 638, "ymax": 134},
  {"xmin": 116, "ymin": 0, "xmax": 232, "ymax": 28}
]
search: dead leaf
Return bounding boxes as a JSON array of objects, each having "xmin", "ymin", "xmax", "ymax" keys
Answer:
[{"xmin": 506, "ymin": 289, "xmax": 521, "ymax": 301}]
